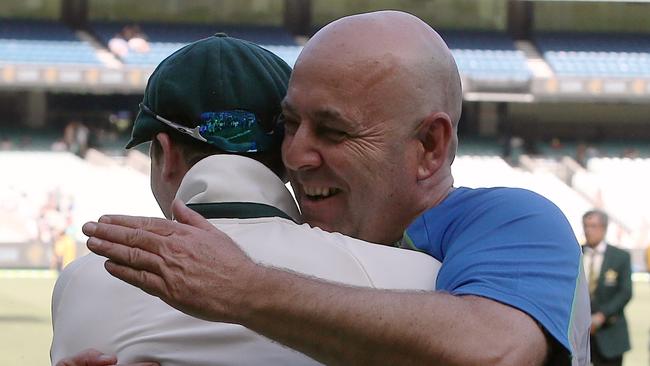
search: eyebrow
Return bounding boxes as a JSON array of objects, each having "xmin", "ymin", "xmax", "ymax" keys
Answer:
[
  {"xmin": 281, "ymin": 100, "xmax": 355, "ymax": 131},
  {"xmin": 313, "ymin": 108, "xmax": 355, "ymax": 130}
]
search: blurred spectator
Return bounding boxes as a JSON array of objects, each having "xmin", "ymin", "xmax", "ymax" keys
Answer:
[
  {"xmin": 576, "ymin": 142, "xmax": 600, "ymax": 167},
  {"xmin": 37, "ymin": 189, "xmax": 76, "ymax": 270},
  {"xmin": 621, "ymin": 148, "xmax": 639, "ymax": 159},
  {"xmin": 582, "ymin": 209, "xmax": 632, "ymax": 366},
  {"xmin": 0, "ymin": 136, "xmax": 13, "ymax": 150},
  {"xmin": 586, "ymin": 145, "xmax": 600, "ymax": 160},
  {"xmin": 109, "ymin": 110, "xmax": 132, "ymax": 133},
  {"xmin": 126, "ymin": 24, "xmax": 150, "ymax": 53},
  {"xmin": 52, "ymin": 228, "xmax": 76, "ymax": 271},
  {"xmin": 108, "ymin": 32, "xmax": 129, "ymax": 58},
  {"xmin": 63, "ymin": 120, "xmax": 90, "ymax": 157},
  {"xmin": 75, "ymin": 122, "xmax": 90, "ymax": 157},
  {"xmin": 109, "ymin": 24, "xmax": 150, "ymax": 57},
  {"xmin": 576, "ymin": 142, "xmax": 587, "ymax": 167}
]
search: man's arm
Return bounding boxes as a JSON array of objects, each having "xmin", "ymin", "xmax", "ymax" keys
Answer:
[
  {"xmin": 84, "ymin": 199, "xmax": 548, "ymax": 366},
  {"xmin": 235, "ymin": 265, "xmax": 548, "ymax": 366}
]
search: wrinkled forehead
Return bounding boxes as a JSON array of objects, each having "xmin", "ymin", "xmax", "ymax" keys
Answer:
[
  {"xmin": 286, "ymin": 52, "xmax": 410, "ymax": 129},
  {"xmin": 292, "ymin": 48, "xmax": 401, "ymax": 91}
]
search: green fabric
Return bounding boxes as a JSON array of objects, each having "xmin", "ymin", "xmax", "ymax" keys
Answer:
[
  {"xmin": 187, "ymin": 202, "xmax": 295, "ymax": 222},
  {"xmin": 126, "ymin": 33, "xmax": 291, "ymax": 150},
  {"xmin": 586, "ymin": 244, "xmax": 633, "ymax": 358},
  {"xmin": 400, "ymin": 232, "xmax": 426, "ymax": 251}
]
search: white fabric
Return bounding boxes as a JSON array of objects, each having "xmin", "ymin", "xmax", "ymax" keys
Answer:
[
  {"xmin": 583, "ymin": 240, "xmax": 607, "ymax": 282},
  {"xmin": 51, "ymin": 155, "xmax": 441, "ymax": 365}
]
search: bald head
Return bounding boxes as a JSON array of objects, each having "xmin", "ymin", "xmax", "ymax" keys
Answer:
[
  {"xmin": 295, "ymin": 11, "xmax": 462, "ymax": 129},
  {"xmin": 282, "ymin": 11, "xmax": 461, "ymax": 243}
]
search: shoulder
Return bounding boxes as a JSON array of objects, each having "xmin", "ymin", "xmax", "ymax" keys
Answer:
[
  {"xmin": 431, "ymin": 187, "xmax": 562, "ymax": 219},
  {"xmin": 445, "ymin": 187, "xmax": 569, "ymax": 234},
  {"xmin": 54, "ymin": 254, "xmax": 100, "ymax": 293},
  {"xmin": 607, "ymin": 244, "xmax": 631, "ymax": 260},
  {"xmin": 214, "ymin": 217, "xmax": 439, "ymax": 290},
  {"xmin": 52, "ymin": 254, "xmax": 108, "ymax": 320},
  {"xmin": 408, "ymin": 187, "xmax": 574, "ymax": 258},
  {"xmin": 467, "ymin": 186, "xmax": 559, "ymax": 209}
]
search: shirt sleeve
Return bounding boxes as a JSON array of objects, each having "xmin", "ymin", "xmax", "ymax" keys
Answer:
[{"xmin": 436, "ymin": 188, "xmax": 584, "ymax": 358}]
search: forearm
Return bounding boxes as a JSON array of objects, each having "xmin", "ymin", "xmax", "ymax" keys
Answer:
[{"xmin": 236, "ymin": 266, "xmax": 548, "ymax": 366}]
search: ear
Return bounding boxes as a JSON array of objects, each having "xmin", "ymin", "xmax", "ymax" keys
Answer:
[
  {"xmin": 415, "ymin": 112, "xmax": 453, "ymax": 181},
  {"xmin": 153, "ymin": 132, "xmax": 185, "ymax": 183}
]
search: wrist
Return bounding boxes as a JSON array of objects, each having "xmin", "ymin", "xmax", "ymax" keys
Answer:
[{"xmin": 231, "ymin": 262, "xmax": 277, "ymax": 324}]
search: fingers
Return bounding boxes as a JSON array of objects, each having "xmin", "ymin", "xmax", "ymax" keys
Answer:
[
  {"xmin": 83, "ymin": 222, "xmax": 163, "ymax": 255},
  {"xmin": 95, "ymin": 214, "xmax": 183, "ymax": 237},
  {"xmin": 105, "ymin": 260, "xmax": 167, "ymax": 299},
  {"xmin": 172, "ymin": 199, "xmax": 215, "ymax": 231},
  {"xmin": 87, "ymin": 237, "xmax": 164, "ymax": 275},
  {"xmin": 117, "ymin": 363, "xmax": 160, "ymax": 366},
  {"xmin": 55, "ymin": 349, "xmax": 116, "ymax": 366}
]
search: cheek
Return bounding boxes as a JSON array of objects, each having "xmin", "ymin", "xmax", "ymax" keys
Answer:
[{"xmin": 338, "ymin": 142, "xmax": 387, "ymax": 180}]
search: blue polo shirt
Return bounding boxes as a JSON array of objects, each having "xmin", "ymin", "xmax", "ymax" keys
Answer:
[{"xmin": 403, "ymin": 187, "xmax": 588, "ymax": 363}]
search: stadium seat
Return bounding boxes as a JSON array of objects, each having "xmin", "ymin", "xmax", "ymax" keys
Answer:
[
  {"xmin": 536, "ymin": 32, "xmax": 650, "ymax": 77},
  {"xmin": 440, "ymin": 30, "xmax": 531, "ymax": 83},
  {"xmin": 91, "ymin": 22, "xmax": 302, "ymax": 67},
  {"xmin": 0, "ymin": 19, "xmax": 101, "ymax": 65}
]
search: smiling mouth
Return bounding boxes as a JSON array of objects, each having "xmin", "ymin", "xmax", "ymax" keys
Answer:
[{"xmin": 303, "ymin": 187, "xmax": 342, "ymax": 201}]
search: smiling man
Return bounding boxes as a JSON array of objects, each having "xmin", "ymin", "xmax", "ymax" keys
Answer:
[
  {"xmin": 278, "ymin": 13, "xmax": 461, "ymax": 244},
  {"xmin": 84, "ymin": 10, "xmax": 590, "ymax": 366}
]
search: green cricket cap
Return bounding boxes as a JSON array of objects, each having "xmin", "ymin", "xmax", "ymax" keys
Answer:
[{"xmin": 126, "ymin": 33, "xmax": 292, "ymax": 152}]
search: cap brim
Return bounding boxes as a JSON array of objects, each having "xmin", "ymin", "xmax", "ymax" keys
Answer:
[{"xmin": 125, "ymin": 109, "xmax": 164, "ymax": 149}]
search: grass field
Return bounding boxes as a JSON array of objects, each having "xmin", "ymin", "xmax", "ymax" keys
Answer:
[
  {"xmin": 0, "ymin": 273, "xmax": 56, "ymax": 366},
  {"xmin": 1, "ymin": 272, "xmax": 648, "ymax": 365}
]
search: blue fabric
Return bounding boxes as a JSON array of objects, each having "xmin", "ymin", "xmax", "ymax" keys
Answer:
[{"xmin": 404, "ymin": 187, "xmax": 583, "ymax": 357}]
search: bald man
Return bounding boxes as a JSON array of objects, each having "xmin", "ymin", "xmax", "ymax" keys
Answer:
[{"xmin": 85, "ymin": 11, "xmax": 590, "ymax": 366}]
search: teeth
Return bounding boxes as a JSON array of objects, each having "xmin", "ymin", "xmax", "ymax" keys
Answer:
[{"xmin": 304, "ymin": 187, "xmax": 337, "ymax": 197}]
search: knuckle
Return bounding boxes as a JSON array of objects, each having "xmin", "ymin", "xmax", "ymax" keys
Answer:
[
  {"xmin": 138, "ymin": 269, "xmax": 148, "ymax": 284},
  {"xmin": 142, "ymin": 216, "xmax": 154, "ymax": 229},
  {"xmin": 127, "ymin": 247, "xmax": 142, "ymax": 265},
  {"xmin": 126, "ymin": 227, "xmax": 145, "ymax": 246}
]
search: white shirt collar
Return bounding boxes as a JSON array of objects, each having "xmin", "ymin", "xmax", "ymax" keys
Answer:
[
  {"xmin": 175, "ymin": 154, "xmax": 301, "ymax": 222},
  {"xmin": 584, "ymin": 240, "xmax": 607, "ymax": 255}
]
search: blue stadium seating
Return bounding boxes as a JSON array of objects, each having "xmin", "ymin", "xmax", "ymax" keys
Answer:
[
  {"xmin": 536, "ymin": 32, "xmax": 650, "ymax": 77},
  {"xmin": 440, "ymin": 30, "xmax": 531, "ymax": 82},
  {"xmin": 92, "ymin": 22, "xmax": 302, "ymax": 66},
  {"xmin": 0, "ymin": 19, "xmax": 101, "ymax": 65}
]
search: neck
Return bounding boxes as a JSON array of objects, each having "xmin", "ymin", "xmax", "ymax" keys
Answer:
[
  {"xmin": 415, "ymin": 171, "xmax": 455, "ymax": 217},
  {"xmin": 375, "ymin": 173, "xmax": 453, "ymax": 245}
]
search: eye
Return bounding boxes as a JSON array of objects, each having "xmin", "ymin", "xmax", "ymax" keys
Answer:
[
  {"xmin": 317, "ymin": 126, "xmax": 348, "ymax": 142},
  {"xmin": 280, "ymin": 115, "xmax": 299, "ymax": 135}
]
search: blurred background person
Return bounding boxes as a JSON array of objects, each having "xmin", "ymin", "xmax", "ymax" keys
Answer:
[{"xmin": 583, "ymin": 209, "xmax": 633, "ymax": 366}]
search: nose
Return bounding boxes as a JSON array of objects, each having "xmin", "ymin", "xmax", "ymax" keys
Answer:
[{"xmin": 282, "ymin": 123, "xmax": 323, "ymax": 172}]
